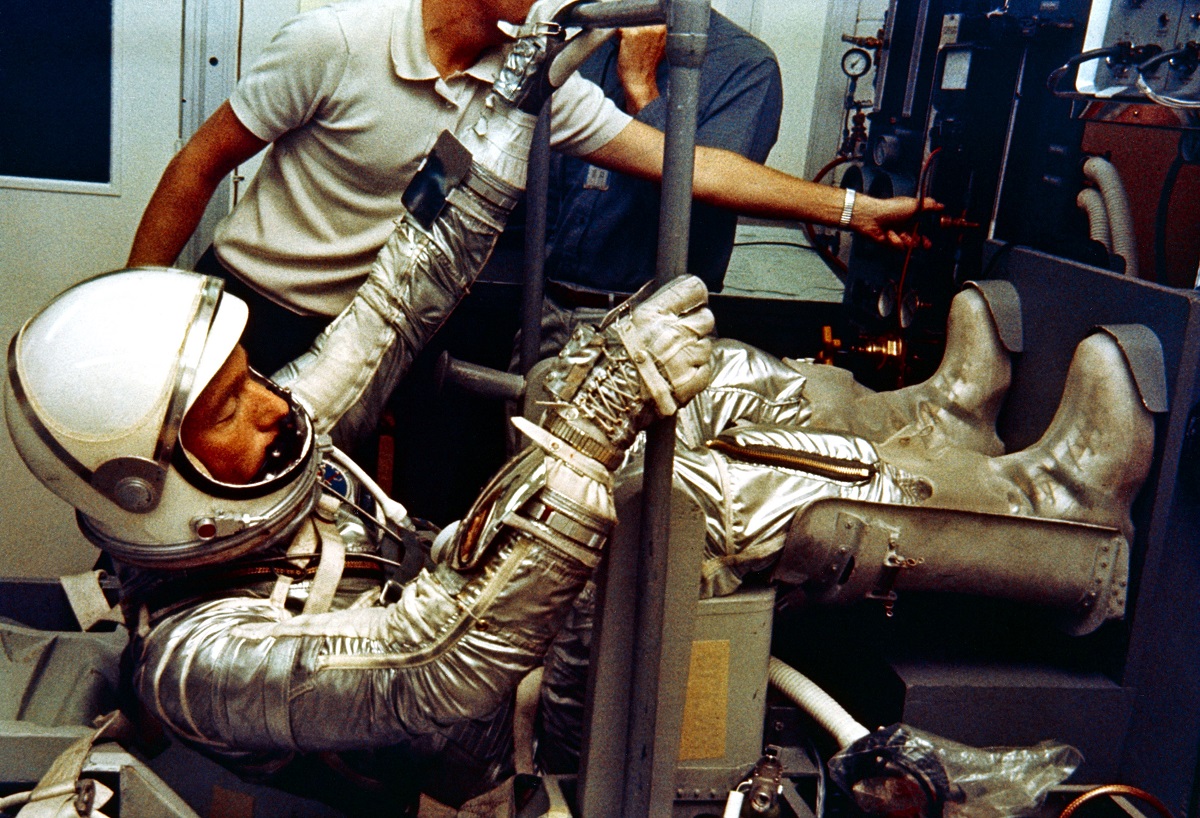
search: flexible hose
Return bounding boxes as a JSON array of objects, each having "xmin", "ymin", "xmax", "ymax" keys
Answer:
[
  {"xmin": 1058, "ymin": 784, "xmax": 1174, "ymax": 818},
  {"xmin": 1075, "ymin": 187, "xmax": 1112, "ymax": 252},
  {"xmin": 1046, "ymin": 47, "xmax": 1125, "ymax": 97},
  {"xmin": 768, "ymin": 656, "xmax": 871, "ymax": 749},
  {"xmin": 1082, "ymin": 156, "xmax": 1138, "ymax": 277}
]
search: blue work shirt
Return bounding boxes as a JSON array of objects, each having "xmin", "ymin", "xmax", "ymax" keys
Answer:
[{"xmin": 492, "ymin": 12, "xmax": 783, "ymax": 295}]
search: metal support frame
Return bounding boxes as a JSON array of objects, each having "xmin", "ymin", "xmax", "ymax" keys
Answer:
[
  {"xmin": 518, "ymin": 109, "xmax": 552, "ymax": 376},
  {"xmin": 517, "ymin": 1, "xmax": 711, "ymax": 815}
]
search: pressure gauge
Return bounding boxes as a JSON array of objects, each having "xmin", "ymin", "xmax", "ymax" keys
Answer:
[{"xmin": 841, "ymin": 47, "xmax": 872, "ymax": 78}]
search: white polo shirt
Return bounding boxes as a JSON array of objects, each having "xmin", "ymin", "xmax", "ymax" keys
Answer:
[{"xmin": 218, "ymin": 0, "xmax": 631, "ymax": 317}]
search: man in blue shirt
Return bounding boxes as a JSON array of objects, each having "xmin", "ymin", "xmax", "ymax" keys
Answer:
[
  {"xmin": 544, "ymin": 11, "xmax": 783, "ymax": 296},
  {"xmin": 489, "ymin": 11, "xmax": 783, "ymax": 362}
]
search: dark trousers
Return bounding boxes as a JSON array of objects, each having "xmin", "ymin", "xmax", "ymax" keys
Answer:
[{"xmin": 194, "ymin": 247, "xmax": 330, "ymax": 376}]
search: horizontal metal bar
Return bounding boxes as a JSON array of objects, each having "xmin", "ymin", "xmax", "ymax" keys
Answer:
[
  {"xmin": 562, "ymin": 0, "xmax": 664, "ymax": 29},
  {"xmin": 434, "ymin": 352, "xmax": 525, "ymax": 402}
]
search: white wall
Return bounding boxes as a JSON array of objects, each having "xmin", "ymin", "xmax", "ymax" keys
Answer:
[
  {"xmin": 0, "ymin": 0, "xmax": 188, "ymax": 578},
  {"xmin": 0, "ymin": 0, "xmax": 300, "ymax": 579}
]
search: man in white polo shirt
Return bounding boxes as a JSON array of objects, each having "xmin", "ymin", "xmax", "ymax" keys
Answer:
[{"xmin": 128, "ymin": 0, "xmax": 926, "ymax": 375}]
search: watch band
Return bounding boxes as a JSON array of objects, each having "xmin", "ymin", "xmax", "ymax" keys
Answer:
[{"xmin": 839, "ymin": 188, "xmax": 857, "ymax": 229}]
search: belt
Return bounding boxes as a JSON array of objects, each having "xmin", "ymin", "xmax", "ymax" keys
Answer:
[{"xmin": 545, "ymin": 280, "xmax": 631, "ymax": 311}]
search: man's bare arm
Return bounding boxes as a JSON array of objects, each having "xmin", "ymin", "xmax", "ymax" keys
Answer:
[
  {"xmin": 585, "ymin": 119, "xmax": 930, "ymax": 250},
  {"xmin": 127, "ymin": 101, "xmax": 268, "ymax": 267}
]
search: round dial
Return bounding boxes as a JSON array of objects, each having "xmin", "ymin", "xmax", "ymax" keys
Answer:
[{"xmin": 841, "ymin": 47, "xmax": 872, "ymax": 78}]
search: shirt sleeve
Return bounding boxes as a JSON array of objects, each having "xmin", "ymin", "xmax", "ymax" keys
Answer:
[
  {"xmin": 547, "ymin": 73, "xmax": 633, "ymax": 157},
  {"xmin": 692, "ymin": 50, "xmax": 783, "ymax": 162},
  {"xmin": 228, "ymin": 6, "xmax": 350, "ymax": 142},
  {"xmin": 629, "ymin": 21, "xmax": 782, "ymax": 163}
]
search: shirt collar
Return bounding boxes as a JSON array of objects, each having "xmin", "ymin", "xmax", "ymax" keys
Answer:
[{"xmin": 391, "ymin": 0, "xmax": 438, "ymax": 80}]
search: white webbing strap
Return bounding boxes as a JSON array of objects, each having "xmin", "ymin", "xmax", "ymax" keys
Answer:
[
  {"xmin": 14, "ymin": 711, "xmax": 123, "ymax": 818},
  {"xmin": 271, "ymin": 522, "xmax": 317, "ymax": 610},
  {"xmin": 511, "ymin": 416, "xmax": 611, "ymax": 484},
  {"xmin": 303, "ymin": 517, "xmax": 346, "ymax": 616},
  {"xmin": 58, "ymin": 571, "xmax": 123, "ymax": 631}
]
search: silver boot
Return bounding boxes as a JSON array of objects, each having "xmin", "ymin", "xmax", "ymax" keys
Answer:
[
  {"xmin": 795, "ymin": 284, "xmax": 1015, "ymax": 456},
  {"xmin": 781, "ymin": 328, "xmax": 1159, "ymax": 631}
]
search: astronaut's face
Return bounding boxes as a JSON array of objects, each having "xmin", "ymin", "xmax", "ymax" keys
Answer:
[{"xmin": 181, "ymin": 345, "xmax": 290, "ymax": 484}]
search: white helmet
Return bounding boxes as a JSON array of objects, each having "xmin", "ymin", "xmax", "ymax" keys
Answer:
[{"xmin": 4, "ymin": 268, "xmax": 318, "ymax": 569}]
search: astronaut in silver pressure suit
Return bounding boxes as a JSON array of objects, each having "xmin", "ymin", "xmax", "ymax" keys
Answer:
[{"xmin": 3, "ymin": 14, "xmax": 715, "ymax": 813}]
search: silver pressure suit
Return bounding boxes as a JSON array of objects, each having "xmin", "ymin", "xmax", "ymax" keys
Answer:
[
  {"xmin": 123, "ymin": 167, "xmax": 599, "ymax": 787},
  {"xmin": 624, "ymin": 339, "xmax": 916, "ymax": 598},
  {"xmin": 116, "ymin": 27, "xmax": 649, "ymax": 801},
  {"xmin": 539, "ymin": 316, "xmax": 1154, "ymax": 772}
]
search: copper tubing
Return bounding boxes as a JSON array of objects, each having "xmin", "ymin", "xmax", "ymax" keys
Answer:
[{"xmin": 1058, "ymin": 785, "xmax": 1174, "ymax": 818}]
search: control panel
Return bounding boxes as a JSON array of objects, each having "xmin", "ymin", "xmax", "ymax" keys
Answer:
[{"xmin": 1077, "ymin": 0, "xmax": 1200, "ymax": 100}]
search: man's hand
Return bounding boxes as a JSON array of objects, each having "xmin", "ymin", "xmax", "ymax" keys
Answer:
[
  {"xmin": 616, "ymin": 26, "xmax": 667, "ymax": 114},
  {"xmin": 852, "ymin": 195, "xmax": 943, "ymax": 251}
]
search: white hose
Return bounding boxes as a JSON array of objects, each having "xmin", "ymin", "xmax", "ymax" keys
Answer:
[
  {"xmin": 768, "ymin": 657, "xmax": 871, "ymax": 749},
  {"xmin": 1082, "ymin": 156, "xmax": 1138, "ymax": 277},
  {"xmin": 328, "ymin": 444, "xmax": 410, "ymax": 529},
  {"xmin": 1075, "ymin": 187, "xmax": 1111, "ymax": 252}
]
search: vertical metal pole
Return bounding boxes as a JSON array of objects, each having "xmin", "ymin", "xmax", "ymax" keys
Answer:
[
  {"xmin": 519, "ymin": 106, "xmax": 553, "ymax": 374},
  {"xmin": 623, "ymin": 0, "xmax": 709, "ymax": 815}
]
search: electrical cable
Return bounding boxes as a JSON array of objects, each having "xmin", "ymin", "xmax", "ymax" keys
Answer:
[
  {"xmin": 894, "ymin": 147, "xmax": 941, "ymax": 330},
  {"xmin": 733, "ymin": 240, "xmax": 820, "ymax": 251},
  {"xmin": 799, "ymin": 724, "xmax": 830, "ymax": 818},
  {"xmin": 725, "ymin": 284, "xmax": 843, "ymax": 299},
  {"xmin": 1135, "ymin": 77, "xmax": 1200, "ymax": 109},
  {"xmin": 1046, "ymin": 46, "xmax": 1128, "ymax": 98},
  {"xmin": 1057, "ymin": 784, "xmax": 1174, "ymax": 818},
  {"xmin": 328, "ymin": 444, "xmax": 411, "ymax": 530},
  {"xmin": 1135, "ymin": 45, "xmax": 1200, "ymax": 110}
]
